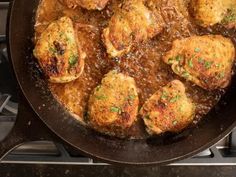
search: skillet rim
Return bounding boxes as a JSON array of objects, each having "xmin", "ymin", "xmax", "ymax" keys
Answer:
[{"xmin": 7, "ymin": 0, "xmax": 236, "ymax": 165}]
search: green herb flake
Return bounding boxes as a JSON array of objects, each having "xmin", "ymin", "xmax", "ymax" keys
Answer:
[
  {"xmin": 173, "ymin": 66, "xmax": 181, "ymax": 73},
  {"xmin": 220, "ymin": 72, "xmax": 225, "ymax": 78},
  {"xmin": 182, "ymin": 71, "xmax": 190, "ymax": 78},
  {"xmin": 170, "ymin": 95, "xmax": 180, "ymax": 103},
  {"xmin": 168, "ymin": 57, "xmax": 174, "ymax": 64},
  {"xmin": 110, "ymin": 106, "xmax": 121, "ymax": 114},
  {"xmin": 69, "ymin": 54, "xmax": 78, "ymax": 66},
  {"xmin": 194, "ymin": 47, "xmax": 200, "ymax": 53},
  {"xmin": 215, "ymin": 63, "xmax": 221, "ymax": 68},
  {"xmin": 204, "ymin": 61, "xmax": 213, "ymax": 69},
  {"xmin": 128, "ymin": 95, "xmax": 136, "ymax": 100},
  {"xmin": 67, "ymin": 37, "xmax": 71, "ymax": 43},
  {"xmin": 49, "ymin": 47, "xmax": 57, "ymax": 54},
  {"xmin": 222, "ymin": 9, "xmax": 236, "ymax": 24},
  {"xmin": 172, "ymin": 120, "xmax": 178, "ymax": 125},
  {"xmin": 95, "ymin": 95, "xmax": 107, "ymax": 100},
  {"xmin": 198, "ymin": 57, "xmax": 204, "ymax": 64},
  {"xmin": 217, "ymin": 72, "xmax": 225, "ymax": 79},
  {"xmin": 175, "ymin": 55, "xmax": 182, "ymax": 62},
  {"xmin": 188, "ymin": 59, "xmax": 193, "ymax": 68},
  {"xmin": 161, "ymin": 91, "xmax": 168, "ymax": 100}
]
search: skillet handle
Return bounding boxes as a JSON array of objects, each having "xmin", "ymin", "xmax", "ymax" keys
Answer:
[{"xmin": 0, "ymin": 94, "xmax": 54, "ymax": 161}]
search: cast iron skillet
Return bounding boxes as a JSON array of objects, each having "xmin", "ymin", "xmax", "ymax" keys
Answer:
[{"xmin": 2, "ymin": 0, "xmax": 236, "ymax": 165}]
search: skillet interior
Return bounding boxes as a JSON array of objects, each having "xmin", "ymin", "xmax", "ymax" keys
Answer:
[{"xmin": 7, "ymin": 0, "xmax": 236, "ymax": 165}]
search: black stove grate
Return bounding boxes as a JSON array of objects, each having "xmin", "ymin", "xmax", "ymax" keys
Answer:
[{"xmin": 1, "ymin": 1, "xmax": 236, "ymax": 166}]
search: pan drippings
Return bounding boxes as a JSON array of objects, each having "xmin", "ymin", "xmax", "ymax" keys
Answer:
[{"xmin": 34, "ymin": 0, "xmax": 236, "ymax": 138}]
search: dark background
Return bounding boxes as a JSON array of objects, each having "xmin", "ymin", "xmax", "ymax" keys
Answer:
[{"xmin": 0, "ymin": 165, "xmax": 236, "ymax": 177}]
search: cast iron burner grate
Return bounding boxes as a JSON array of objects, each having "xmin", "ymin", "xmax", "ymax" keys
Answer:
[{"xmin": 1, "ymin": 1, "xmax": 236, "ymax": 166}]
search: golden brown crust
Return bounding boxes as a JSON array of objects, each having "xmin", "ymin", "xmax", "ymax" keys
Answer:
[
  {"xmin": 88, "ymin": 70, "xmax": 139, "ymax": 136},
  {"xmin": 34, "ymin": 16, "xmax": 86, "ymax": 83},
  {"xmin": 190, "ymin": 0, "xmax": 227, "ymax": 27},
  {"xmin": 61, "ymin": 0, "xmax": 109, "ymax": 10},
  {"xmin": 190, "ymin": 0, "xmax": 236, "ymax": 28},
  {"xmin": 140, "ymin": 80, "xmax": 195, "ymax": 135},
  {"xmin": 102, "ymin": 0, "xmax": 165, "ymax": 58},
  {"xmin": 163, "ymin": 35, "xmax": 235, "ymax": 90},
  {"xmin": 221, "ymin": 5, "xmax": 236, "ymax": 29}
]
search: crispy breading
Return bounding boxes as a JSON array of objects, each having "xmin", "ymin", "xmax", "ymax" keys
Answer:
[
  {"xmin": 163, "ymin": 35, "xmax": 235, "ymax": 90},
  {"xmin": 34, "ymin": 16, "xmax": 86, "ymax": 83},
  {"xmin": 88, "ymin": 70, "xmax": 139, "ymax": 136},
  {"xmin": 140, "ymin": 80, "xmax": 195, "ymax": 135}
]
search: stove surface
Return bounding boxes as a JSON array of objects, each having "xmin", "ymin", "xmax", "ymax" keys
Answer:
[{"xmin": 0, "ymin": 1, "xmax": 236, "ymax": 166}]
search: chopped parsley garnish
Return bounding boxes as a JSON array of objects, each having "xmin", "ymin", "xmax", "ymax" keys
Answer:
[
  {"xmin": 65, "ymin": 36, "xmax": 71, "ymax": 43},
  {"xmin": 204, "ymin": 61, "xmax": 213, "ymax": 69},
  {"xmin": 69, "ymin": 54, "xmax": 78, "ymax": 66},
  {"xmin": 198, "ymin": 58, "xmax": 214, "ymax": 69},
  {"xmin": 128, "ymin": 95, "xmax": 136, "ymax": 100},
  {"xmin": 95, "ymin": 95, "xmax": 107, "ymax": 100},
  {"xmin": 168, "ymin": 57, "xmax": 174, "ymax": 64},
  {"xmin": 194, "ymin": 47, "xmax": 200, "ymax": 53},
  {"xmin": 215, "ymin": 63, "xmax": 222, "ymax": 68},
  {"xmin": 49, "ymin": 47, "xmax": 57, "ymax": 54},
  {"xmin": 182, "ymin": 71, "xmax": 190, "ymax": 78},
  {"xmin": 170, "ymin": 95, "xmax": 180, "ymax": 103},
  {"xmin": 198, "ymin": 57, "xmax": 204, "ymax": 64},
  {"xmin": 216, "ymin": 72, "xmax": 225, "ymax": 79},
  {"xmin": 188, "ymin": 59, "xmax": 193, "ymax": 68},
  {"xmin": 173, "ymin": 66, "xmax": 181, "ymax": 73},
  {"xmin": 168, "ymin": 55, "xmax": 182, "ymax": 63},
  {"xmin": 175, "ymin": 55, "xmax": 182, "ymax": 62},
  {"xmin": 219, "ymin": 72, "xmax": 225, "ymax": 78},
  {"xmin": 161, "ymin": 91, "xmax": 168, "ymax": 100},
  {"xmin": 110, "ymin": 106, "xmax": 121, "ymax": 114},
  {"xmin": 222, "ymin": 9, "xmax": 236, "ymax": 24}
]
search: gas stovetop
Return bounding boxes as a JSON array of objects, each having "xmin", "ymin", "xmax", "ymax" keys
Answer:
[{"xmin": 1, "ymin": 1, "xmax": 236, "ymax": 166}]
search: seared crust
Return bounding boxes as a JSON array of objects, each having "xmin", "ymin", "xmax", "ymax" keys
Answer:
[
  {"xmin": 140, "ymin": 80, "xmax": 195, "ymax": 135},
  {"xmin": 163, "ymin": 35, "xmax": 235, "ymax": 90},
  {"xmin": 62, "ymin": 0, "xmax": 109, "ymax": 10},
  {"xmin": 190, "ymin": 0, "xmax": 227, "ymax": 27},
  {"xmin": 190, "ymin": 0, "xmax": 236, "ymax": 28},
  {"xmin": 34, "ymin": 16, "xmax": 86, "ymax": 83},
  {"xmin": 102, "ymin": 0, "xmax": 165, "ymax": 58},
  {"xmin": 88, "ymin": 70, "xmax": 139, "ymax": 136}
]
